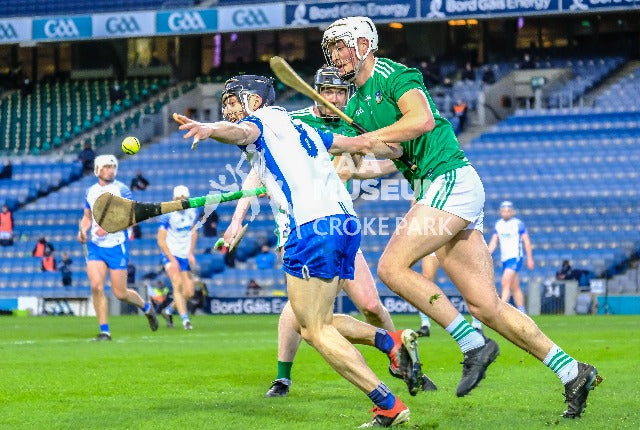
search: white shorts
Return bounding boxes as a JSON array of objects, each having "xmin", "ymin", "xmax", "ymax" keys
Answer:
[
  {"xmin": 274, "ymin": 209, "xmax": 290, "ymax": 251},
  {"xmin": 416, "ymin": 165, "xmax": 484, "ymax": 232}
]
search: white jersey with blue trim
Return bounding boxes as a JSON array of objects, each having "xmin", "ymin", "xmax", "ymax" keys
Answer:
[
  {"xmin": 85, "ymin": 180, "xmax": 131, "ymax": 247},
  {"xmin": 494, "ymin": 217, "xmax": 526, "ymax": 262},
  {"xmin": 158, "ymin": 209, "xmax": 198, "ymax": 258},
  {"xmin": 240, "ymin": 106, "xmax": 355, "ymax": 229}
]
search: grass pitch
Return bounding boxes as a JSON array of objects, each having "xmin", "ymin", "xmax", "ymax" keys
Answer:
[{"xmin": 0, "ymin": 314, "xmax": 638, "ymax": 429}]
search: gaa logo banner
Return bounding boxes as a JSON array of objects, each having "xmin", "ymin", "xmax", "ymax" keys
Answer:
[
  {"xmin": 156, "ymin": 9, "xmax": 217, "ymax": 34},
  {"xmin": 218, "ymin": 4, "xmax": 284, "ymax": 31},
  {"xmin": 0, "ymin": 18, "xmax": 31, "ymax": 42},
  {"xmin": 92, "ymin": 12, "xmax": 155, "ymax": 38},
  {"xmin": 33, "ymin": 16, "xmax": 92, "ymax": 40},
  {"xmin": 286, "ymin": 0, "xmax": 416, "ymax": 25}
]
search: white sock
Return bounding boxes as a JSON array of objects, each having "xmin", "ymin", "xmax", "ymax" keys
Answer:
[
  {"xmin": 516, "ymin": 305, "xmax": 526, "ymax": 314},
  {"xmin": 419, "ymin": 312, "xmax": 431, "ymax": 327},
  {"xmin": 471, "ymin": 316, "xmax": 483, "ymax": 330},
  {"xmin": 543, "ymin": 344, "xmax": 579, "ymax": 384},
  {"xmin": 446, "ymin": 314, "xmax": 485, "ymax": 353}
]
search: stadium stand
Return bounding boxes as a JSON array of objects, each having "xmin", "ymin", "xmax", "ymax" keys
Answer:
[
  {"xmin": 543, "ymin": 57, "xmax": 625, "ymax": 108},
  {"xmin": 0, "ymin": 158, "xmax": 82, "ymax": 211},
  {"xmin": 0, "ymin": 131, "xmax": 282, "ymax": 298},
  {"xmin": 595, "ymin": 65, "xmax": 640, "ymax": 110},
  {"xmin": 0, "ymin": 78, "xmax": 171, "ymax": 155},
  {"xmin": 429, "ymin": 56, "xmax": 624, "ymax": 115},
  {"xmin": 1, "ymin": 59, "xmax": 639, "ymax": 309},
  {"xmin": 470, "ymin": 107, "xmax": 640, "ymax": 283}
]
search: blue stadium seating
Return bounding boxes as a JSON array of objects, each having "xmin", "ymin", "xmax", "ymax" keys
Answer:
[
  {"xmin": 430, "ymin": 56, "xmax": 623, "ymax": 114},
  {"xmin": 2, "ymin": 67, "xmax": 640, "ymax": 302},
  {"xmin": 0, "ymin": 158, "xmax": 82, "ymax": 210},
  {"xmin": 596, "ymin": 66, "xmax": 640, "ymax": 110}
]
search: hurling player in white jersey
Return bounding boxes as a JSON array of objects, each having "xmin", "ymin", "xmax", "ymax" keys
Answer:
[
  {"xmin": 220, "ymin": 67, "xmax": 416, "ymax": 399},
  {"xmin": 157, "ymin": 185, "xmax": 199, "ymax": 330},
  {"xmin": 487, "ymin": 201, "xmax": 534, "ymax": 314},
  {"xmin": 174, "ymin": 75, "xmax": 419, "ymax": 427},
  {"xmin": 78, "ymin": 155, "xmax": 158, "ymax": 341}
]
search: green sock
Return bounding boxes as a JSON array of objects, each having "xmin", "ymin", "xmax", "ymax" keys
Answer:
[{"xmin": 276, "ymin": 361, "xmax": 293, "ymax": 381}]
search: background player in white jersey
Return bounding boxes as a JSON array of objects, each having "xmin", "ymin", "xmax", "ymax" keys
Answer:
[
  {"xmin": 224, "ymin": 67, "xmax": 399, "ymax": 397},
  {"xmin": 175, "ymin": 75, "xmax": 417, "ymax": 427},
  {"xmin": 487, "ymin": 201, "xmax": 534, "ymax": 313},
  {"xmin": 78, "ymin": 155, "xmax": 158, "ymax": 341},
  {"xmin": 157, "ymin": 185, "xmax": 199, "ymax": 330}
]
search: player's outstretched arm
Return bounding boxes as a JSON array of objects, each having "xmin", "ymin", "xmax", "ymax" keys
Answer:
[{"xmin": 174, "ymin": 113, "xmax": 260, "ymax": 146}]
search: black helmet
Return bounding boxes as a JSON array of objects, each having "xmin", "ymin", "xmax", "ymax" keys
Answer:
[
  {"xmin": 313, "ymin": 66, "xmax": 353, "ymax": 119},
  {"xmin": 314, "ymin": 66, "xmax": 353, "ymax": 95},
  {"xmin": 222, "ymin": 75, "xmax": 276, "ymax": 109}
]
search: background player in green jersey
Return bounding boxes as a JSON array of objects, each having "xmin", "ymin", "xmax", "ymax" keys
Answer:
[{"xmin": 321, "ymin": 16, "xmax": 601, "ymax": 417}]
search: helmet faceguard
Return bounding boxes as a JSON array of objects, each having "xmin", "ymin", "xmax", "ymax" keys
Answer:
[
  {"xmin": 221, "ymin": 75, "xmax": 276, "ymax": 121},
  {"xmin": 321, "ymin": 16, "xmax": 378, "ymax": 82},
  {"xmin": 313, "ymin": 66, "xmax": 354, "ymax": 120},
  {"xmin": 93, "ymin": 154, "xmax": 118, "ymax": 178}
]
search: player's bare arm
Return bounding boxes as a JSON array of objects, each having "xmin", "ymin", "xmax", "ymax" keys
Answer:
[
  {"xmin": 332, "ymin": 154, "xmax": 360, "ymax": 183},
  {"xmin": 177, "ymin": 118, "xmax": 260, "ymax": 146},
  {"xmin": 157, "ymin": 228, "xmax": 178, "ymax": 267},
  {"xmin": 78, "ymin": 208, "xmax": 92, "ymax": 244},
  {"xmin": 224, "ymin": 168, "xmax": 263, "ymax": 244},
  {"xmin": 330, "ymin": 133, "xmax": 403, "ymax": 158},
  {"xmin": 487, "ymin": 233, "xmax": 499, "ymax": 254},
  {"xmin": 352, "ymin": 158, "xmax": 397, "ymax": 180},
  {"xmin": 188, "ymin": 226, "xmax": 198, "ymax": 268},
  {"xmin": 522, "ymin": 232, "xmax": 535, "ymax": 269},
  {"xmin": 372, "ymin": 89, "xmax": 435, "ymax": 143}
]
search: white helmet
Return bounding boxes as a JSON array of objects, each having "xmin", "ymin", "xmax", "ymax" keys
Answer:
[
  {"xmin": 322, "ymin": 16, "xmax": 378, "ymax": 81},
  {"xmin": 173, "ymin": 185, "xmax": 190, "ymax": 199},
  {"xmin": 93, "ymin": 154, "xmax": 118, "ymax": 177}
]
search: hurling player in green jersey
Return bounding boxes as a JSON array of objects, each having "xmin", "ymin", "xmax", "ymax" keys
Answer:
[{"xmin": 322, "ymin": 16, "xmax": 600, "ymax": 419}]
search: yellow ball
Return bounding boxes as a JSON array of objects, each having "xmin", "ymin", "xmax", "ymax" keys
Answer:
[{"xmin": 121, "ymin": 136, "xmax": 140, "ymax": 155}]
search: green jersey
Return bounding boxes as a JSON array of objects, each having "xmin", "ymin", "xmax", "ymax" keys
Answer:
[
  {"xmin": 345, "ymin": 57, "xmax": 469, "ymax": 194},
  {"xmin": 290, "ymin": 106, "xmax": 358, "ymax": 137}
]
